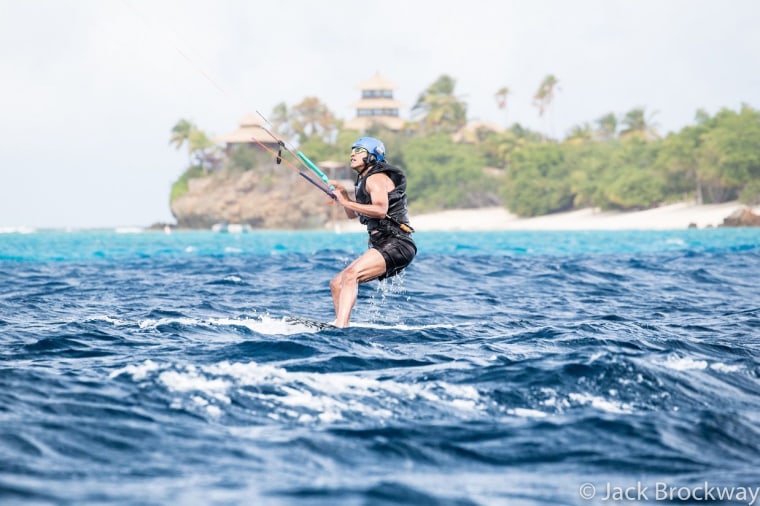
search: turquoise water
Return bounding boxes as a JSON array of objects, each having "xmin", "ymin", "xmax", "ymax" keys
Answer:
[
  {"xmin": 2, "ymin": 229, "xmax": 759, "ymax": 505},
  {"xmin": 3, "ymin": 228, "xmax": 758, "ymax": 260}
]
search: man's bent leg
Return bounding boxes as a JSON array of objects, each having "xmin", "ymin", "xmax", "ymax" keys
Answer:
[{"xmin": 333, "ymin": 249, "xmax": 387, "ymax": 328}]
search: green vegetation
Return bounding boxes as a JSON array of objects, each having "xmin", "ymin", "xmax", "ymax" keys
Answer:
[
  {"xmin": 170, "ymin": 165, "xmax": 205, "ymax": 203},
  {"xmin": 170, "ymin": 74, "xmax": 760, "ymax": 216},
  {"xmin": 401, "ymin": 134, "xmax": 496, "ymax": 211},
  {"xmin": 412, "ymin": 75, "xmax": 467, "ymax": 134}
]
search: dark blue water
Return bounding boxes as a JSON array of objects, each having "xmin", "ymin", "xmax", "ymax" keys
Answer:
[{"xmin": 2, "ymin": 229, "xmax": 760, "ymax": 505}]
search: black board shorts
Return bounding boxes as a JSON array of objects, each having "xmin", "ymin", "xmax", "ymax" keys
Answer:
[{"xmin": 368, "ymin": 230, "xmax": 417, "ymax": 280}]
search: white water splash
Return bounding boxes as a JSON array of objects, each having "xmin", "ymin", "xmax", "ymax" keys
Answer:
[
  {"xmin": 658, "ymin": 355, "xmax": 708, "ymax": 371},
  {"xmin": 657, "ymin": 354, "xmax": 744, "ymax": 373},
  {"xmin": 112, "ymin": 359, "xmax": 485, "ymax": 424},
  {"xmin": 568, "ymin": 392, "xmax": 633, "ymax": 414}
]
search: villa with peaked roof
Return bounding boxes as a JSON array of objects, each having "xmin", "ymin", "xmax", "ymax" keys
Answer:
[
  {"xmin": 215, "ymin": 114, "xmax": 280, "ymax": 153},
  {"xmin": 344, "ymin": 73, "xmax": 406, "ymax": 132},
  {"xmin": 216, "ymin": 73, "xmax": 406, "ymax": 151}
]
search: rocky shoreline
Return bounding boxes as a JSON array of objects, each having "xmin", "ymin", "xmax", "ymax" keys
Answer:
[
  {"xmin": 170, "ymin": 169, "xmax": 344, "ymax": 230},
  {"xmin": 168, "ymin": 170, "xmax": 760, "ymax": 232},
  {"xmin": 721, "ymin": 207, "xmax": 760, "ymax": 227}
]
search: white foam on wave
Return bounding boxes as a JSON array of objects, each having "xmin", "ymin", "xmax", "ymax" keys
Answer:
[
  {"xmin": 568, "ymin": 392, "xmax": 633, "ymax": 414},
  {"xmin": 92, "ymin": 313, "xmax": 207, "ymax": 330},
  {"xmin": 213, "ymin": 315, "xmax": 455, "ymax": 334},
  {"xmin": 508, "ymin": 408, "xmax": 548, "ymax": 418},
  {"xmin": 350, "ymin": 321, "xmax": 459, "ymax": 331},
  {"xmin": 538, "ymin": 387, "xmax": 633, "ymax": 415},
  {"xmin": 214, "ymin": 315, "xmax": 322, "ymax": 336},
  {"xmin": 159, "ymin": 367, "xmax": 232, "ymax": 404},
  {"xmin": 89, "ymin": 313, "xmax": 324, "ymax": 336},
  {"xmin": 86, "ymin": 314, "xmax": 129, "ymax": 326},
  {"xmin": 656, "ymin": 354, "xmax": 744, "ymax": 374},
  {"xmin": 109, "ymin": 359, "xmax": 160, "ymax": 381},
  {"xmin": 658, "ymin": 355, "xmax": 708, "ymax": 371},
  {"xmin": 710, "ymin": 362, "xmax": 743, "ymax": 373},
  {"xmin": 539, "ymin": 388, "xmax": 566, "ymax": 410},
  {"xmin": 138, "ymin": 317, "xmax": 199, "ymax": 329},
  {"xmin": 84, "ymin": 312, "xmax": 454, "ymax": 336},
  {"xmin": 112, "ymin": 359, "xmax": 485, "ymax": 423},
  {"xmin": 190, "ymin": 395, "xmax": 223, "ymax": 417}
]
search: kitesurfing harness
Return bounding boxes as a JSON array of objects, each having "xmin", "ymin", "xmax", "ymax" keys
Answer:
[{"xmin": 354, "ymin": 161, "xmax": 414, "ymax": 234}]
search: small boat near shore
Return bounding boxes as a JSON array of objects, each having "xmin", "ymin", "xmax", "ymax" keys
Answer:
[{"xmin": 211, "ymin": 223, "xmax": 252, "ymax": 234}]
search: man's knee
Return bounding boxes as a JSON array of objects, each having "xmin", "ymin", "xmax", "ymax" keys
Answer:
[
  {"xmin": 330, "ymin": 273, "xmax": 342, "ymax": 292},
  {"xmin": 337, "ymin": 266, "xmax": 365, "ymax": 289},
  {"xmin": 346, "ymin": 263, "xmax": 363, "ymax": 277}
]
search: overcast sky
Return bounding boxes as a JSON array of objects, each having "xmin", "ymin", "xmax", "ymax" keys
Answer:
[{"xmin": 1, "ymin": 0, "xmax": 758, "ymax": 229}]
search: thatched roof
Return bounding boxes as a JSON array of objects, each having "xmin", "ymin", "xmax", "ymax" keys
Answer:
[
  {"xmin": 355, "ymin": 72, "xmax": 398, "ymax": 91},
  {"xmin": 214, "ymin": 113, "xmax": 280, "ymax": 144}
]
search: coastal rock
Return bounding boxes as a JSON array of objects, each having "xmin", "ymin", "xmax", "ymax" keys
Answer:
[
  {"xmin": 721, "ymin": 207, "xmax": 760, "ymax": 227},
  {"xmin": 170, "ymin": 169, "xmax": 348, "ymax": 230}
]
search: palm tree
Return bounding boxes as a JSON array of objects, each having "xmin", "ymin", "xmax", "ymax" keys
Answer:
[
  {"xmin": 169, "ymin": 119, "xmax": 196, "ymax": 164},
  {"xmin": 620, "ymin": 107, "xmax": 659, "ymax": 140},
  {"xmin": 169, "ymin": 119, "xmax": 219, "ymax": 173},
  {"xmin": 412, "ymin": 74, "xmax": 467, "ymax": 134},
  {"xmin": 565, "ymin": 123, "xmax": 593, "ymax": 144},
  {"xmin": 533, "ymin": 74, "xmax": 560, "ymax": 138},
  {"xmin": 532, "ymin": 75, "xmax": 559, "ymax": 117},
  {"xmin": 595, "ymin": 112, "xmax": 618, "ymax": 141},
  {"xmin": 289, "ymin": 96, "xmax": 339, "ymax": 143},
  {"xmin": 494, "ymin": 86, "xmax": 510, "ymax": 123},
  {"xmin": 188, "ymin": 129, "xmax": 216, "ymax": 174}
]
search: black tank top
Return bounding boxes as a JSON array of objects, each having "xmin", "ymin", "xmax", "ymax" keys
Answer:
[{"xmin": 354, "ymin": 162, "xmax": 411, "ymax": 231}]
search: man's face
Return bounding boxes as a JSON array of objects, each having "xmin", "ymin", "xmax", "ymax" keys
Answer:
[{"xmin": 350, "ymin": 146, "xmax": 368, "ymax": 171}]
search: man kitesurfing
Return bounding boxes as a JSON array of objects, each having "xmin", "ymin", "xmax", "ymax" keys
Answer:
[
  {"xmin": 328, "ymin": 137, "xmax": 416, "ymax": 328},
  {"xmin": 251, "ymin": 121, "xmax": 416, "ymax": 329},
  {"xmin": 120, "ymin": 2, "xmax": 415, "ymax": 329}
]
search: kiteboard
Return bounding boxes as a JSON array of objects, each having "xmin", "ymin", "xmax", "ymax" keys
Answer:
[{"xmin": 283, "ymin": 316, "xmax": 336, "ymax": 331}]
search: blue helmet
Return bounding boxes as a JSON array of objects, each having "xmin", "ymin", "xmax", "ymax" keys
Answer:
[{"xmin": 352, "ymin": 137, "xmax": 386, "ymax": 163}]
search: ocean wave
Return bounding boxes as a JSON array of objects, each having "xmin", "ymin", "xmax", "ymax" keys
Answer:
[{"xmin": 2, "ymin": 230, "xmax": 759, "ymax": 504}]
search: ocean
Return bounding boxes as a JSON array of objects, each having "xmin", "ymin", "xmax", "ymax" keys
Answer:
[{"xmin": 2, "ymin": 228, "xmax": 759, "ymax": 505}]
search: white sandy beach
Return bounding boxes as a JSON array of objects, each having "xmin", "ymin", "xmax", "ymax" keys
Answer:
[{"xmin": 337, "ymin": 201, "xmax": 755, "ymax": 232}]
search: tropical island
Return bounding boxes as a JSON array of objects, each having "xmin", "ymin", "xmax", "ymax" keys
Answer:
[{"xmin": 168, "ymin": 73, "xmax": 760, "ymax": 230}]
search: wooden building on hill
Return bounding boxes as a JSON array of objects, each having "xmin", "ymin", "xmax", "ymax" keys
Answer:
[
  {"xmin": 215, "ymin": 113, "xmax": 280, "ymax": 153},
  {"xmin": 344, "ymin": 73, "xmax": 405, "ymax": 132}
]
